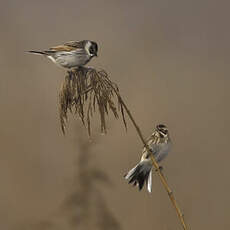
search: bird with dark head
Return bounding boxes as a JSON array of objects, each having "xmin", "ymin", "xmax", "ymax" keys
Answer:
[
  {"xmin": 124, "ymin": 124, "xmax": 172, "ymax": 192},
  {"xmin": 28, "ymin": 40, "xmax": 98, "ymax": 69}
]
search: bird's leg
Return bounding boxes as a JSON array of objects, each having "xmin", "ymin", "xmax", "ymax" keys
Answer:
[
  {"xmin": 155, "ymin": 166, "xmax": 163, "ymax": 172},
  {"xmin": 76, "ymin": 66, "xmax": 92, "ymax": 76},
  {"xmin": 146, "ymin": 148, "xmax": 153, "ymax": 159},
  {"xmin": 84, "ymin": 65, "xmax": 95, "ymax": 70},
  {"xmin": 67, "ymin": 70, "xmax": 73, "ymax": 80}
]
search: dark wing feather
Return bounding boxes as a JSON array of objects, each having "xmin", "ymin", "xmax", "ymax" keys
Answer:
[
  {"xmin": 141, "ymin": 131, "xmax": 160, "ymax": 159},
  {"xmin": 64, "ymin": 41, "xmax": 85, "ymax": 48},
  {"xmin": 49, "ymin": 45, "xmax": 76, "ymax": 52},
  {"xmin": 48, "ymin": 41, "xmax": 85, "ymax": 52}
]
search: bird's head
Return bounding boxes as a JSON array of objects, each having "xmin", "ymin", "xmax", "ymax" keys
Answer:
[
  {"xmin": 86, "ymin": 41, "xmax": 98, "ymax": 57},
  {"xmin": 156, "ymin": 124, "xmax": 169, "ymax": 136}
]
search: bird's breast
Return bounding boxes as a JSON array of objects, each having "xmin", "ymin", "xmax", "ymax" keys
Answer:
[
  {"xmin": 55, "ymin": 51, "xmax": 91, "ymax": 68},
  {"xmin": 155, "ymin": 141, "xmax": 172, "ymax": 162}
]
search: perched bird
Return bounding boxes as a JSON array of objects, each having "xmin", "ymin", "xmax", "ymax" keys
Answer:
[
  {"xmin": 28, "ymin": 40, "xmax": 98, "ymax": 69},
  {"xmin": 124, "ymin": 124, "xmax": 172, "ymax": 193}
]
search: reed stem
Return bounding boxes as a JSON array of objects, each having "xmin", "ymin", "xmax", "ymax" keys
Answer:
[{"xmin": 114, "ymin": 91, "xmax": 188, "ymax": 230}]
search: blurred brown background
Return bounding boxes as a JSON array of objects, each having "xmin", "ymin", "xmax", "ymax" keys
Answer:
[{"xmin": 0, "ymin": 0, "xmax": 230, "ymax": 229}]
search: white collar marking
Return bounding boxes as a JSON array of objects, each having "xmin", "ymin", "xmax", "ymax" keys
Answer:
[{"xmin": 85, "ymin": 41, "xmax": 92, "ymax": 56}]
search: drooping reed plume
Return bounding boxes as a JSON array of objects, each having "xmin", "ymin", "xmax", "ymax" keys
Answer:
[{"xmin": 59, "ymin": 67, "xmax": 127, "ymax": 135}]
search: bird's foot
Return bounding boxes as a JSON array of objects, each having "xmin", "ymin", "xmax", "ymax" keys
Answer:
[
  {"xmin": 84, "ymin": 66, "xmax": 94, "ymax": 70},
  {"xmin": 155, "ymin": 166, "xmax": 163, "ymax": 172}
]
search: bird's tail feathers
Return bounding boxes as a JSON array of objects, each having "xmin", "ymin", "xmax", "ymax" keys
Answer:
[
  {"xmin": 27, "ymin": 50, "xmax": 46, "ymax": 55},
  {"xmin": 124, "ymin": 160, "xmax": 152, "ymax": 193}
]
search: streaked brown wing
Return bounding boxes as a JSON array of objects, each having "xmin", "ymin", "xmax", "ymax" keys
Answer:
[
  {"xmin": 64, "ymin": 41, "xmax": 85, "ymax": 48},
  {"xmin": 49, "ymin": 41, "xmax": 85, "ymax": 51},
  {"xmin": 141, "ymin": 131, "xmax": 159, "ymax": 159},
  {"xmin": 145, "ymin": 132, "xmax": 159, "ymax": 145},
  {"xmin": 49, "ymin": 45, "xmax": 76, "ymax": 52}
]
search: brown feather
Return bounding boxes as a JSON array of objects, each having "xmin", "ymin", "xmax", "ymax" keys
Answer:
[
  {"xmin": 141, "ymin": 130, "xmax": 170, "ymax": 160},
  {"xmin": 64, "ymin": 41, "xmax": 85, "ymax": 48},
  {"xmin": 49, "ymin": 41, "xmax": 85, "ymax": 52},
  {"xmin": 49, "ymin": 45, "xmax": 77, "ymax": 52}
]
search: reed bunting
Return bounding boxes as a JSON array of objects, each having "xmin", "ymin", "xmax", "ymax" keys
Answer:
[
  {"xmin": 28, "ymin": 40, "xmax": 98, "ymax": 69},
  {"xmin": 124, "ymin": 124, "xmax": 172, "ymax": 193}
]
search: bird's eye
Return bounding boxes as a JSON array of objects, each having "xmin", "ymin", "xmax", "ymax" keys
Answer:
[
  {"xmin": 89, "ymin": 47, "xmax": 94, "ymax": 53},
  {"xmin": 162, "ymin": 129, "xmax": 168, "ymax": 134}
]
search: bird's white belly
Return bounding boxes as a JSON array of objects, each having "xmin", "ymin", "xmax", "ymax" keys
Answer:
[
  {"xmin": 155, "ymin": 142, "xmax": 172, "ymax": 162},
  {"xmin": 54, "ymin": 52, "xmax": 90, "ymax": 68}
]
